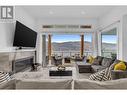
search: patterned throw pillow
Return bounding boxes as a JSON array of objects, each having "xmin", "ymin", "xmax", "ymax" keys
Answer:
[
  {"xmin": 89, "ymin": 68, "xmax": 111, "ymax": 81},
  {"xmin": 0, "ymin": 71, "xmax": 11, "ymax": 84}
]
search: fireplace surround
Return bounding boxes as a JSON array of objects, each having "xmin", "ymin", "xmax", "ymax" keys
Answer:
[
  {"xmin": 0, "ymin": 50, "xmax": 36, "ymax": 73},
  {"xmin": 12, "ymin": 56, "xmax": 34, "ymax": 73}
]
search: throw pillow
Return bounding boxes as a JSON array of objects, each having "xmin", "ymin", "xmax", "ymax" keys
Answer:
[
  {"xmin": 114, "ymin": 62, "xmax": 126, "ymax": 71},
  {"xmin": 92, "ymin": 57, "xmax": 100, "ymax": 65},
  {"xmin": 89, "ymin": 68, "xmax": 111, "ymax": 81},
  {"xmin": 97, "ymin": 56, "xmax": 104, "ymax": 65},
  {"xmin": 87, "ymin": 56, "xmax": 94, "ymax": 64},
  {"xmin": 109, "ymin": 60, "xmax": 121, "ymax": 70},
  {"xmin": 92, "ymin": 56, "xmax": 103, "ymax": 65},
  {"xmin": 101, "ymin": 58, "xmax": 113, "ymax": 67},
  {"xmin": 107, "ymin": 60, "xmax": 121, "ymax": 80},
  {"xmin": 0, "ymin": 71, "xmax": 11, "ymax": 84}
]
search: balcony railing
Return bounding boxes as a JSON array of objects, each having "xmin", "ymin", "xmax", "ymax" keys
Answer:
[
  {"xmin": 51, "ymin": 51, "xmax": 93, "ymax": 57},
  {"xmin": 102, "ymin": 51, "xmax": 117, "ymax": 58},
  {"xmin": 50, "ymin": 51, "xmax": 116, "ymax": 58}
]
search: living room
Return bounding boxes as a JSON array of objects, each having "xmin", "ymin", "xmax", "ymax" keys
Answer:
[{"xmin": 1, "ymin": 0, "xmax": 127, "ymax": 94}]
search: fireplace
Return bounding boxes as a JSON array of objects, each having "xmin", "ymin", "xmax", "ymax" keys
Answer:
[{"xmin": 12, "ymin": 56, "xmax": 34, "ymax": 73}]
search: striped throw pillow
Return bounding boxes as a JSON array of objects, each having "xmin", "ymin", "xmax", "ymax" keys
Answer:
[
  {"xmin": 0, "ymin": 71, "xmax": 11, "ymax": 84},
  {"xmin": 89, "ymin": 68, "xmax": 111, "ymax": 81}
]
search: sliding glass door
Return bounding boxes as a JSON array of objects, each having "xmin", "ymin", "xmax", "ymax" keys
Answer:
[
  {"xmin": 101, "ymin": 28, "xmax": 117, "ymax": 59},
  {"xmin": 51, "ymin": 34, "xmax": 80, "ymax": 57}
]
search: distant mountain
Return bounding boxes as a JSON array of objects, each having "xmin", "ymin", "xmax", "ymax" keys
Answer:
[
  {"xmin": 102, "ymin": 43, "xmax": 116, "ymax": 51},
  {"xmin": 46, "ymin": 41, "xmax": 116, "ymax": 52},
  {"xmin": 52, "ymin": 41, "xmax": 81, "ymax": 51}
]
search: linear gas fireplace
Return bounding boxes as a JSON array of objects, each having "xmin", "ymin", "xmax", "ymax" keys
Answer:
[{"xmin": 12, "ymin": 56, "xmax": 34, "ymax": 73}]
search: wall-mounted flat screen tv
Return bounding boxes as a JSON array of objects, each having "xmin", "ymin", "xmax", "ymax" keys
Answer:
[{"xmin": 13, "ymin": 21, "xmax": 37, "ymax": 48}]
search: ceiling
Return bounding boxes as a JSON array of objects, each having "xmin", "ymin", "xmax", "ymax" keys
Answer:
[{"xmin": 22, "ymin": 6, "xmax": 115, "ymax": 19}]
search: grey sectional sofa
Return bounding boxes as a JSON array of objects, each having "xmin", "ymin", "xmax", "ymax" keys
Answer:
[
  {"xmin": 74, "ymin": 78, "xmax": 127, "ymax": 89},
  {"xmin": 92, "ymin": 56, "xmax": 114, "ymax": 72},
  {"xmin": 0, "ymin": 79, "xmax": 73, "ymax": 89},
  {"xmin": 77, "ymin": 56, "xmax": 115, "ymax": 73},
  {"xmin": 2, "ymin": 78, "xmax": 127, "ymax": 89},
  {"xmin": 1, "ymin": 56, "xmax": 127, "ymax": 90}
]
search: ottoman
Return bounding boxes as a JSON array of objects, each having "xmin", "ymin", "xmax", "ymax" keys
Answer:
[{"xmin": 77, "ymin": 63, "xmax": 92, "ymax": 73}]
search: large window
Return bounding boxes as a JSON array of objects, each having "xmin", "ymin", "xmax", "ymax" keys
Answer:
[
  {"xmin": 84, "ymin": 33, "xmax": 93, "ymax": 56},
  {"xmin": 51, "ymin": 34, "xmax": 80, "ymax": 57},
  {"xmin": 101, "ymin": 28, "xmax": 117, "ymax": 59},
  {"xmin": 46, "ymin": 33, "xmax": 94, "ymax": 57}
]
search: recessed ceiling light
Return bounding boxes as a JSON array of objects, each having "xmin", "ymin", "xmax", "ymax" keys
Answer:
[
  {"xmin": 49, "ymin": 11, "xmax": 53, "ymax": 14},
  {"xmin": 81, "ymin": 11, "xmax": 85, "ymax": 14}
]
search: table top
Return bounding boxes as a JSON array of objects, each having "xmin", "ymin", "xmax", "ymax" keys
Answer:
[
  {"xmin": 49, "ymin": 66, "xmax": 73, "ymax": 71},
  {"xmin": 76, "ymin": 62, "xmax": 91, "ymax": 66}
]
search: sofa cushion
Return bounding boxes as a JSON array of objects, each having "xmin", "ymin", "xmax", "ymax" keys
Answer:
[
  {"xmin": 16, "ymin": 79, "xmax": 73, "ymax": 89},
  {"xmin": 97, "ymin": 56, "xmax": 104, "ymax": 64},
  {"xmin": 92, "ymin": 59, "xmax": 100, "ymax": 65},
  {"xmin": 74, "ymin": 79, "xmax": 106, "ymax": 89},
  {"xmin": 109, "ymin": 60, "xmax": 121, "ymax": 70},
  {"xmin": 0, "ymin": 79, "xmax": 15, "ymax": 89},
  {"xmin": 92, "ymin": 56, "xmax": 103, "ymax": 65},
  {"xmin": 91, "ymin": 65, "xmax": 106, "ymax": 72},
  {"xmin": 111, "ymin": 70, "xmax": 127, "ymax": 80},
  {"xmin": 74, "ymin": 78, "xmax": 127, "ymax": 89},
  {"xmin": 13, "ymin": 72, "xmax": 44, "ymax": 80},
  {"xmin": 101, "ymin": 58, "xmax": 113, "ymax": 67}
]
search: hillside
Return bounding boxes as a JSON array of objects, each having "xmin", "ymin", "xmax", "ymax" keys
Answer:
[{"xmin": 47, "ymin": 41, "xmax": 116, "ymax": 51}]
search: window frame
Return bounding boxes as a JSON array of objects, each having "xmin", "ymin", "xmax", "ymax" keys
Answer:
[{"xmin": 99, "ymin": 23, "xmax": 119, "ymax": 59}]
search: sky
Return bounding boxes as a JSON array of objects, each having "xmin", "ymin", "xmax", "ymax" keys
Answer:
[
  {"xmin": 102, "ymin": 35, "xmax": 117, "ymax": 44},
  {"xmin": 51, "ymin": 34, "xmax": 117, "ymax": 44},
  {"xmin": 52, "ymin": 34, "xmax": 92, "ymax": 43},
  {"xmin": 52, "ymin": 35, "xmax": 80, "ymax": 42}
]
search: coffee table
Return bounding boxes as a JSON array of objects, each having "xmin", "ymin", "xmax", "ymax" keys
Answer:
[
  {"xmin": 49, "ymin": 67, "xmax": 72, "ymax": 76},
  {"xmin": 47, "ymin": 66, "xmax": 78, "ymax": 79}
]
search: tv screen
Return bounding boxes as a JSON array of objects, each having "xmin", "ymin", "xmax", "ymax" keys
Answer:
[{"xmin": 13, "ymin": 21, "xmax": 37, "ymax": 48}]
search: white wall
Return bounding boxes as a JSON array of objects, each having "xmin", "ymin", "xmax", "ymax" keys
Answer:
[
  {"xmin": 121, "ymin": 15, "xmax": 127, "ymax": 61},
  {"xmin": 0, "ymin": 22, "xmax": 15, "ymax": 50},
  {"xmin": 99, "ymin": 6, "xmax": 127, "ymax": 61},
  {"xmin": 0, "ymin": 6, "xmax": 36, "ymax": 51},
  {"xmin": 15, "ymin": 6, "xmax": 36, "ymax": 31},
  {"xmin": 99, "ymin": 6, "xmax": 127, "ymax": 28}
]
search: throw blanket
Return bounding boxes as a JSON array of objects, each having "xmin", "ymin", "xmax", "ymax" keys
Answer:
[
  {"xmin": 89, "ymin": 68, "xmax": 112, "ymax": 81},
  {"xmin": 89, "ymin": 60, "xmax": 118, "ymax": 81}
]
